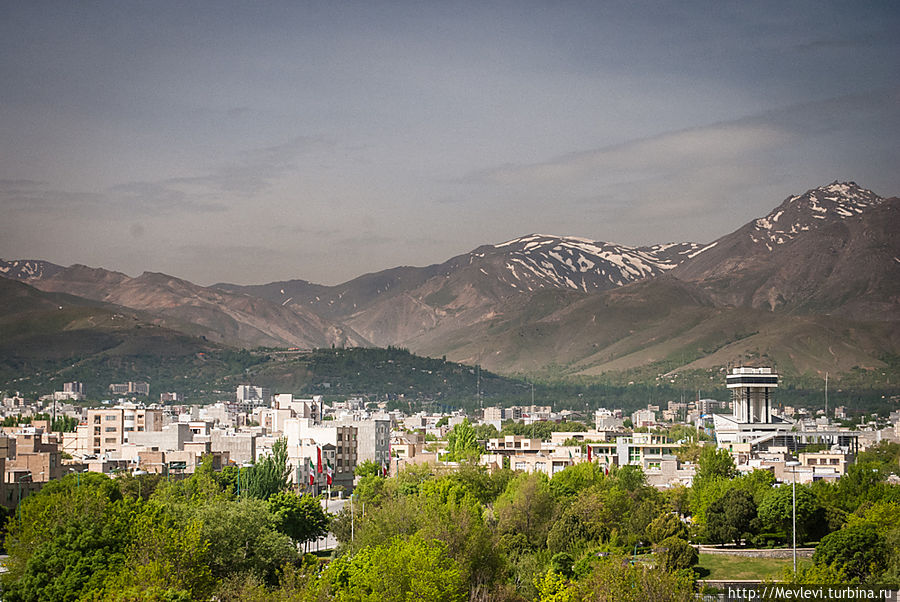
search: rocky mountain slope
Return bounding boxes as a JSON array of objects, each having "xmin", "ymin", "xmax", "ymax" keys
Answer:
[
  {"xmin": 218, "ymin": 235, "xmax": 701, "ymax": 346},
  {"xmin": 5, "ymin": 265, "xmax": 369, "ymax": 349},
  {"xmin": 673, "ymin": 182, "xmax": 900, "ymax": 320},
  {"xmin": 3, "ymin": 181, "xmax": 898, "ymax": 381}
]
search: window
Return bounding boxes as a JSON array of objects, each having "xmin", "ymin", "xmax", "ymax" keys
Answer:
[
  {"xmin": 105, "ymin": 427, "xmax": 117, "ymax": 433},
  {"xmin": 104, "ymin": 415, "xmax": 117, "ymax": 421}
]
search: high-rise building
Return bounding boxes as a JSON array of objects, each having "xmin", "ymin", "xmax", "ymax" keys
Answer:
[{"xmin": 726, "ymin": 366, "xmax": 778, "ymax": 423}]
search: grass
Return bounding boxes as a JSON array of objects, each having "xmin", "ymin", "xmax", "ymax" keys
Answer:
[{"xmin": 697, "ymin": 553, "xmax": 813, "ymax": 581}]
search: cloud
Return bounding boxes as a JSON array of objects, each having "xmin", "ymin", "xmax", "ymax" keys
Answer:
[
  {"xmin": 1, "ymin": 136, "xmax": 324, "ymax": 218},
  {"xmin": 168, "ymin": 136, "xmax": 326, "ymax": 197},
  {"xmin": 0, "ymin": 179, "xmax": 106, "ymax": 213},
  {"xmin": 458, "ymin": 89, "xmax": 899, "ymax": 237}
]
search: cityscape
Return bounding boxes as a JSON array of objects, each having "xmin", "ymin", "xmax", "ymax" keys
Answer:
[{"xmin": 2, "ymin": 2, "xmax": 899, "ymax": 601}]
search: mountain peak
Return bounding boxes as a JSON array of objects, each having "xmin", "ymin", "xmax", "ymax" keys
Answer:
[
  {"xmin": 750, "ymin": 181, "xmax": 884, "ymax": 251},
  {"xmin": 481, "ymin": 233, "xmax": 700, "ymax": 293}
]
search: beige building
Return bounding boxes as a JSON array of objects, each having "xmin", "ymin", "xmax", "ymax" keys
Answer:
[
  {"xmin": 5, "ymin": 427, "xmax": 63, "ymax": 482},
  {"xmin": 80, "ymin": 406, "xmax": 164, "ymax": 457}
]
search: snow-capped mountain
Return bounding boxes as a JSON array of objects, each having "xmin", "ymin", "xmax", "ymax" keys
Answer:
[
  {"xmin": 3, "ymin": 181, "xmax": 897, "ymax": 377},
  {"xmin": 673, "ymin": 182, "xmax": 899, "ymax": 318},
  {"xmin": 748, "ymin": 181, "xmax": 884, "ymax": 251},
  {"xmin": 0, "ymin": 259, "xmax": 63, "ymax": 281},
  {"xmin": 484, "ymin": 235, "xmax": 701, "ymax": 292}
]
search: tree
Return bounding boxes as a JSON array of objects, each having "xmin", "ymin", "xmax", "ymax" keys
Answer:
[
  {"xmin": 654, "ymin": 535, "xmax": 698, "ymax": 572},
  {"xmin": 647, "ymin": 513, "xmax": 688, "ymax": 545},
  {"xmin": 856, "ymin": 441, "xmax": 900, "ymax": 475},
  {"xmin": 559, "ymin": 555, "xmax": 696, "ymax": 601},
  {"xmin": 445, "ymin": 418, "xmax": 481, "ymax": 462},
  {"xmin": 323, "ymin": 535, "xmax": 466, "ymax": 602},
  {"xmin": 813, "ymin": 524, "xmax": 887, "ymax": 582},
  {"xmin": 1, "ymin": 472, "xmax": 129, "ymax": 601},
  {"xmin": 706, "ymin": 488, "xmax": 757, "ymax": 546},
  {"xmin": 549, "ymin": 461, "xmax": 606, "ymax": 501},
  {"xmin": 244, "ymin": 438, "xmax": 291, "ymax": 500},
  {"xmin": 494, "ymin": 472, "xmax": 555, "ymax": 551},
  {"xmin": 757, "ymin": 484, "xmax": 822, "ymax": 544},
  {"xmin": 268, "ymin": 491, "xmax": 331, "ymax": 549},
  {"xmin": 97, "ymin": 502, "xmax": 215, "ymax": 601},
  {"xmin": 355, "ymin": 459, "xmax": 383, "ymax": 478},
  {"xmin": 696, "ymin": 446, "xmax": 736, "ymax": 482},
  {"xmin": 192, "ymin": 497, "xmax": 299, "ymax": 585}
]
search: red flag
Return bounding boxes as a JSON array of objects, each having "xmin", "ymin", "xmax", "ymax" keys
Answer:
[
  {"xmin": 588, "ymin": 445, "xmax": 593, "ymax": 462},
  {"xmin": 316, "ymin": 447, "xmax": 323, "ymax": 473},
  {"xmin": 326, "ymin": 461, "xmax": 333, "ymax": 486},
  {"xmin": 382, "ymin": 460, "xmax": 388, "ymax": 477}
]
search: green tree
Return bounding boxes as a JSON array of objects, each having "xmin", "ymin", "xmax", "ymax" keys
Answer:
[
  {"xmin": 445, "ymin": 418, "xmax": 481, "ymax": 462},
  {"xmin": 654, "ymin": 536, "xmax": 698, "ymax": 572},
  {"xmin": 647, "ymin": 513, "xmax": 688, "ymax": 545},
  {"xmin": 324, "ymin": 535, "xmax": 466, "ymax": 602},
  {"xmin": 857, "ymin": 441, "xmax": 900, "ymax": 475},
  {"xmin": 268, "ymin": 491, "xmax": 331, "ymax": 549},
  {"xmin": 695, "ymin": 446, "xmax": 736, "ymax": 481},
  {"xmin": 244, "ymin": 438, "xmax": 291, "ymax": 500},
  {"xmin": 1, "ymin": 472, "xmax": 129, "ymax": 601},
  {"xmin": 706, "ymin": 488, "xmax": 757, "ymax": 546},
  {"xmin": 97, "ymin": 502, "xmax": 215, "ymax": 601},
  {"xmin": 554, "ymin": 555, "xmax": 696, "ymax": 601},
  {"xmin": 192, "ymin": 497, "xmax": 299, "ymax": 585},
  {"xmin": 355, "ymin": 459, "xmax": 383, "ymax": 478},
  {"xmin": 549, "ymin": 461, "xmax": 606, "ymax": 501},
  {"xmin": 547, "ymin": 488, "xmax": 614, "ymax": 553},
  {"xmin": 494, "ymin": 472, "xmax": 556, "ymax": 552},
  {"xmin": 758, "ymin": 484, "xmax": 822, "ymax": 544},
  {"xmin": 813, "ymin": 524, "xmax": 888, "ymax": 582}
]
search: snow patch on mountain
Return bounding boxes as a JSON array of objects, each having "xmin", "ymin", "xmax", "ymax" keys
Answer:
[
  {"xmin": 751, "ymin": 182, "xmax": 883, "ymax": 250},
  {"xmin": 487, "ymin": 235, "xmax": 699, "ymax": 293}
]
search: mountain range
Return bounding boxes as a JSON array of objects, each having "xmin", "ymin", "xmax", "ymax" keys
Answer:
[{"xmin": 2, "ymin": 181, "xmax": 898, "ymax": 384}]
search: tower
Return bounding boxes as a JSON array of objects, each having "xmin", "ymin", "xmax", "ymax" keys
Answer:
[{"xmin": 726, "ymin": 367, "xmax": 777, "ymax": 423}]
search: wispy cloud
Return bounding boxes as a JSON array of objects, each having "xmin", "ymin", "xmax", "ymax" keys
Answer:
[
  {"xmin": 459, "ymin": 89, "xmax": 899, "ymax": 235},
  {"xmin": 0, "ymin": 136, "xmax": 323, "ymax": 218}
]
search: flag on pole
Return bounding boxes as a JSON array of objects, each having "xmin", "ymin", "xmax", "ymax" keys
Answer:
[
  {"xmin": 308, "ymin": 458, "xmax": 315, "ymax": 486},
  {"xmin": 326, "ymin": 461, "xmax": 333, "ymax": 486},
  {"xmin": 316, "ymin": 447, "xmax": 323, "ymax": 474},
  {"xmin": 382, "ymin": 460, "xmax": 388, "ymax": 477},
  {"xmin": 587, "ymin": 445, "xmax": 593, "ymax": 462}
]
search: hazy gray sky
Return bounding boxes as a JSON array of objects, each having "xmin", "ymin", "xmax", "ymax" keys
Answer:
[{"xmin": 2, "ymin": 1, "xmax": 898, "ymax": 285}]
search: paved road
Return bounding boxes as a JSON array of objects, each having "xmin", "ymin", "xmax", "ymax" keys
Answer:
[{"xmin": 307, "ymin": 497, "xmax": 348, "ymax": 553}]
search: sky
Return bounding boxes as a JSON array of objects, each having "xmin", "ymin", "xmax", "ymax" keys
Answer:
[{"xmin": 1, "ymin": 1, "xmax": 898, "ymax": 286}]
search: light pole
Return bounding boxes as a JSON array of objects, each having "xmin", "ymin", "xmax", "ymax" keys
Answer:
[
  {"xmin": 16, "ymin": 472, "xmax": 32, "ymax": 528},
  {"xmin": 786, "ymin": 460, "xmax": 801, "ymax": 573},
  {"xmin": 237, "ymin": 462, "xmax": 252, "ymax": 497},
  {"xmin": 133, "ymin": 469, "xmax": 148, "ymax": 499}
]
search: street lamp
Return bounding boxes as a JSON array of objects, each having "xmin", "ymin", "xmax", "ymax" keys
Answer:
[
  {"xmin": 16, "ymin": 472, "xmax": 32, "ymax": 528},
  {"xmin": 786, "ymin": 460, "xmax": 801, "ymax": 573},
  {"xmin": 237, "ymin": 462, "xmax": 252, "ymax": 497},
  {"xmin": 133, "ymin": 469, "xmax": 148, "ymax": 499}
]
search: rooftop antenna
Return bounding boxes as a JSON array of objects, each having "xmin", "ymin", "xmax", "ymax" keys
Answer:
[{"xmin": 825, "ymin": 372, "xmax": 828, "ymax": 419}]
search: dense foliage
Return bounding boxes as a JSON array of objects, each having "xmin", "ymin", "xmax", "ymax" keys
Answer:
[{"xmin": 4, "ymin": 441, "xmax": 900, "ymax": 600}]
